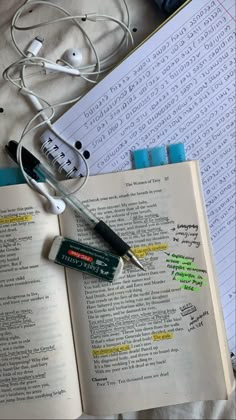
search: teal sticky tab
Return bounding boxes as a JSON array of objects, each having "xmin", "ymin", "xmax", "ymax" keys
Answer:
[
  {"xmin": 167, "ymin": 143, "xmax": 186, "ymax": 163},
  {"xmin": 0, "ymin": 167, "xmax": 26, "ymax": 187},
  {"xmin": 150, "ymin": 146, "xmax": 167, "ymax": 166},
  {"xmin": 132, "ymin": 149, "xmax": 150, "ymax": 169}
]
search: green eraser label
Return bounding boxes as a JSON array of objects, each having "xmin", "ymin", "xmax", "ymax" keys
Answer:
[{"xmin": 49, "ymin": 236, "xmax": 123, "ymax": 282}]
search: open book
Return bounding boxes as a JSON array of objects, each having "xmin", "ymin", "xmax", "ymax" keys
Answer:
[{"xmin": 0, "ymin": 162, "xmax": 234, "ymax": 419}]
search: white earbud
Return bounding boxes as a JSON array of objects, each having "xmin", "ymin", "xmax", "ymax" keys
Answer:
[
  {"xmin": 61, "ymin": 48, "xmax": 83, "ymax": 67},
  {"xmin": 30, "ymin": 179, "xmax": 66, "ymax": 215},
  {"xmin": 45, "ymin": 196, "xmax": 66, "ymax": 215}
]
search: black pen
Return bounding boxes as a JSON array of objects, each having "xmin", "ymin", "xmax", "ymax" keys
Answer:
[{"xmin": 6, "ymin": 141, "xmax": 145, "ymax": 271}]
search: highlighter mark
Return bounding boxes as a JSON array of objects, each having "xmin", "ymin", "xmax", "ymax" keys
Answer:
[
  {"xmin": 92, "ymin": 344, "xmax": 130, "ymax": 357},
  {"xmin": 166, "ymin": 253, "xmax": 207, "ymax": 292},
  {"xmin": 132, "ymin": 243, "xmax": 168, "ymax": 258},
  {"xmin": 152, "ymin": 332, "xmax": 174, "ymax": 341},
  {"xmin": 181, "ymin": 285, "xmax": 200, "ymax": 292},
  {"xmin": 175, "ymin": 274, "xmax": 207, "ymax": 288},
  {"xmin": 0, "ymin": 215, "xmax": 32, "ymax": 225}
]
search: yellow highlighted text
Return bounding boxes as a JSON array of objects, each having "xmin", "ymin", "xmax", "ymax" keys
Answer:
[
  {"xmin": 0, "ymin": 215, "xmax": 32, "ymax": 225},
  {"xmin": 152, "ymin": 332, "xmax": 174, "ymax": 341},
  {"xmin": 92, "ymin": 344, "xmax": 130, "ymax": 357},
  {"xmin": 132, "ymin": 243, "xmax": 168, "ymax": 258}
]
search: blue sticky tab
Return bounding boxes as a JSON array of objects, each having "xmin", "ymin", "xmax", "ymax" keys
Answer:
[
  {"xmin": 0, "ymin": 167, "xmax": 26, "ymax": 187},
  {"xmin": 167, "ymin": 143, "xmax": 186, "ymax": 163},
  {"xmin": 132, "ymin": 149, "xmax": 150, "ymax": 169},
  {"xmin": 150, "ymin": 146, "xmax": 167, "ymax": 166}
]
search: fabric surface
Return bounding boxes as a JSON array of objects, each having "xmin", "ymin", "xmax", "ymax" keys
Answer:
[
  {"xmin": 0, "ymin": 1, "xmax": 235, "ymax": 419},
  {"xmin": 80, "ymin": 390, "xmax": 236, "ymax": 419}
]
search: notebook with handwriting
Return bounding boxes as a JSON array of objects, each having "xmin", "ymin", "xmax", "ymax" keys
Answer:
[
  {"xmin": 40, "ymin": 0, "xmax": 236, "ymax": 353},
  {"xmin": 0, "ymin": 161, "xmax": 234, "ymax": 419}
]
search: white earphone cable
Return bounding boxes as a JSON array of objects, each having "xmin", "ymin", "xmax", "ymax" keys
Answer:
[
  {"xmin": 6, "ymin": 0, "xmax": 133, "ymax": 203},
  {"xmin": 11, "ymin": 0, "xmax": 132, "ymax": 73}
]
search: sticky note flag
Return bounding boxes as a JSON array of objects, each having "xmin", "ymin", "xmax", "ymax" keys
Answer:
[
  {"xmin": 132, "ymin": 149, "xmax": 150, "ymax": 169},
  {"xmin": 150, "ymin": 146, "xmax": 167, "ymax": 166},
  {"xmin": 167, "ymin": 143, "xmax": 186, "ymax": 163}
]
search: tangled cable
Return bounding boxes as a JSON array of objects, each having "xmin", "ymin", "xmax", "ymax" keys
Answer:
[{"xmin": 3, "ymin": 0, "xmax": 134, "ymax": 198}]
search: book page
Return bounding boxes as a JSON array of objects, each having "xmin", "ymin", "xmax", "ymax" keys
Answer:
[
  {"xmin": 41, "ymin": 0, "xmax": 236, "ymax": 354},
  {"xmin": 0, "ymin": 184, "xmax": 82, "ymax": 420},
  {"xmin": 59, "ymin": 163, "xmax": 233, "ymax": 416}
]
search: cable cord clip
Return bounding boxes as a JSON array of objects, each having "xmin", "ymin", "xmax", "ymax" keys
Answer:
[{"xmin": 43, "ymin": 62, "xmax": 80, "ymax": 76}]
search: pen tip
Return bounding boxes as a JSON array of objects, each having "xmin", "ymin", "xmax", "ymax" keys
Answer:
[
  {"xmin": 126, "ymin": 250, "xmax": 145, "ymax": 271},
  {"xmin": 134, "ymin": 259, "xmax": 145, "ymax": 271}
]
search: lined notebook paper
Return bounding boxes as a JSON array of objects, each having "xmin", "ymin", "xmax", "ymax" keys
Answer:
[{"xmin": 41, "ymin": 0, "xmax": 236, "ymax": 352}]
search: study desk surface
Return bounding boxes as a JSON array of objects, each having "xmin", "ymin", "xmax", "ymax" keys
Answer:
[{"xmin": 0, "ymin": 1, "xmax": 235, "ymax": 419}]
